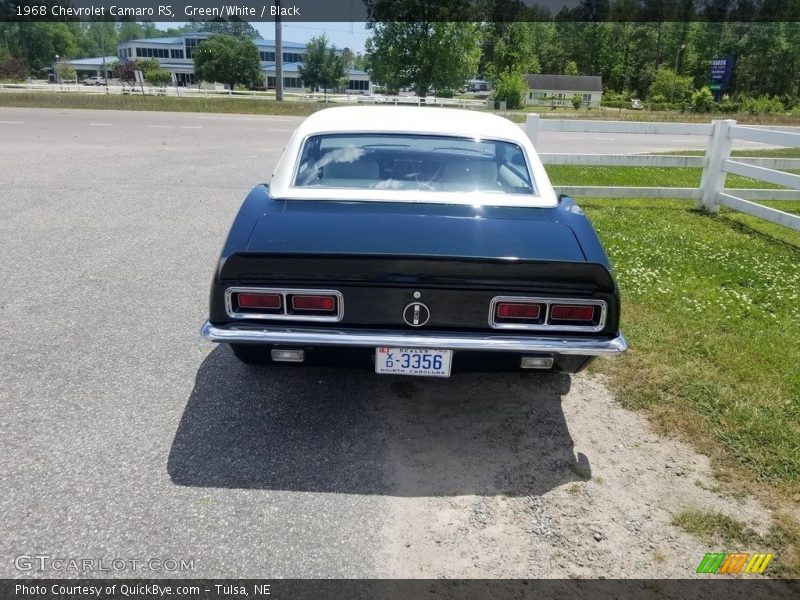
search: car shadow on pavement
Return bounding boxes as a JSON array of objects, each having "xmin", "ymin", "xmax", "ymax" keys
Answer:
[{"xmin": 167, "ymin": 345, "xmax": 591, "ymax": 496}]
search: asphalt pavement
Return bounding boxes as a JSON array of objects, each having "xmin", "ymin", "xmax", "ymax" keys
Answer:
[{"xmin": 0, "ymin": 106, "xmax": 780, "ymax": 579}]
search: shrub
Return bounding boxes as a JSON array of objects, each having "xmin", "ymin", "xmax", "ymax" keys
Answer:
[
  {"xmin": 146, "ymin": 69, "xmax": 172, "ymax": 88},
  {"xmin": 691, "ymin": 87, "xmax": 715, "ymax": 113},
  {"xmin": 741, "ymin": 95, "xmax": 785, "ymax": 115},
  {"xmin": 571, "ymin": 94, "xmax": 582, "ymax": 109}
]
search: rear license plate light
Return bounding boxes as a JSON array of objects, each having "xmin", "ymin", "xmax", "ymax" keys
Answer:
[
  {"xmin": 271, "ymin": 349, "xmax": 305, "ymax": 363},
  {"xmin": 521, "ymin": 356, "xmax": 554, "ymax": 369}
]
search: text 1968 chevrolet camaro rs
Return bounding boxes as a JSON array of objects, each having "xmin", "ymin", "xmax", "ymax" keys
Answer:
[{"xmin": 201, "ymin": 106, "xmax": 626, "ymax": 377}]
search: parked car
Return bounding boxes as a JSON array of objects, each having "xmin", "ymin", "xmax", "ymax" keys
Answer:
[
  {"xmin": 356, "ymin": 92, "xmax": 386, "ymax": 104},
  {"xmin": 201, "ymin": 106, "xmax": 627, "ymax": 377},
  {"xmin": 630, "ymin": 98, "xmax": 643, "ymax": 110},
  {"xmin": 82, "ymin": 76, "xmax": 106, "ymax": 86}
]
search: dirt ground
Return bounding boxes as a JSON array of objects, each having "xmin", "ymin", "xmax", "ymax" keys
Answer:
[{"xmin": 380, "ymin": 372, "xmax": 782, "ymax": 581}]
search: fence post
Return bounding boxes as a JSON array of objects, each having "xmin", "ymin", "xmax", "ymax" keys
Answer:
[
  {"xmin": 525, "ymin": 113, "xmax": 540, "ymax": 149},
  {"xmin": 698, "ymin": 119, "xmax": 735, "ymax": 213}
]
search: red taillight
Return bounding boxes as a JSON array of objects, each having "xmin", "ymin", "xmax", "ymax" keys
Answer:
[
  {"xmin": 237, "ymin": 293, "xmax": 281, "ymax": 310},
  {"xmin": 291, "ymin": 295, "xmax": 336, "ymax": 312},
  {"xmin": 497, "ymin": 302, "xmax": 542, "ymax": 319},
  {"xmin": 550, "ymin": 304, "xmax": 596, "ymax": 322}
]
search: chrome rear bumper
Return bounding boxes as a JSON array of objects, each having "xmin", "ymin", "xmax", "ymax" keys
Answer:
[{"xmin": 201, "ymin": 321, "xmax": 628, "ymax": 356}]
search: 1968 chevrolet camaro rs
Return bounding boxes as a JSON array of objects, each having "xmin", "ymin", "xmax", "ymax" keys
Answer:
[{"xmin": 201, "ymin": 106, "xmax": 627, "ymax": 377}]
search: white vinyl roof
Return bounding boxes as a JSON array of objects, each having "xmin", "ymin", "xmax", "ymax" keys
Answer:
[
  {"xmin": 291, "ymin": 106, "xmax": 530, "ymax": 142},
  {"xmin": 269, "ymin": 106, "xmax": 558, "ymax": 208}
]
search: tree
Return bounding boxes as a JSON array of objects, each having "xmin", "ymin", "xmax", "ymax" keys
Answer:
[
  {"xmin": 112, "ymin": 59, "xmax": 138, "ymax": 86},
  {"xmin": 366, "ymin": 22, "xmax": 481, "ymax": 96},
  {"xmin": 0, "ymin": 50, "xmax": 26, "ymax": 81},
  {"xmin": 299, "ymin": 34, "xmax": 346, "ymax": 92},
  {"xmin": 193, "ymin": 34, "xmax": 262, "ymax": 90},
  {"xmin": 493, "ymin": 68, "xmax": 527, "ymax": 109},
  {"xmin": 485, "ymin": 22, "xmax": 540, "ymax": 82},
  {"xmin": 15, "ymin": 22, "xmax": 79, "ymax": 74},
  {"xmin": 649, "ymin": 67, "xmax": 693, "ymax": 103},
  {"xmin": 564, "ymin": 61, "xmax": 579, "ymax": 76},
  {"xmin": 137, "ymin": 58, "xmax": 160, "ymax": 77},
  {"xmin": 55, "ymin": 62, "xmax": 76, "ymax": 82}
]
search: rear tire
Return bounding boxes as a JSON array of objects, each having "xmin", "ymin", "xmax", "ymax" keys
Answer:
[{"xmin": 230, "ymin": 344, "xmax": 270, "ymax": 365}]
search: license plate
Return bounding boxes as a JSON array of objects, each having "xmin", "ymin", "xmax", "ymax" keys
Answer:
[{"xmin": 375, "ymin": 347, "xmax": 452, "ymax": 378}]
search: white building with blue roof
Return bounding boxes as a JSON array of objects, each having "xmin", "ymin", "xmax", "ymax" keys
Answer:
[{"xmin": 64, "ymin": 33, "xmax": 371, "ymax": 92}]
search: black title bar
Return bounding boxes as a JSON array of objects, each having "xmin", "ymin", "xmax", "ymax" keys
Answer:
[
  {"xmin": 2, "ymin": 579, "xmax": 799, "ymax": 600},
  {"xmin": 2, "ymin": 0, "xmax": 800, "ymax": 23}
]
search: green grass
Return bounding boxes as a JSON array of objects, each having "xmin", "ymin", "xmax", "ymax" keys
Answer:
[
  {"xmin": 547, "ymin": 164, "xmax": 795, "ymax": 190},
  {"xmin": 551, "ymin": 161, "xmax": 800, "ymax": 573},
  {"xmin": 547, "ymin": 161, "xmax": 800, "ymax": 247},
  {"xmin": 659, "ymin": 148, "xmax": 800, "ymax": 159},
  {"xmin": 519, "ymin": 106, "xmax": 800, "ymax": 126},
  {"xmin": 543, "ymin": 163, "xmax": 800, "ymax": 493},
  {"xmin": 0, "ymin": 92, "xmax": 326, "ymax": 116},
  {"xmin": 673, "ymin": 509, "xmax": 799, "ymax": 577}
]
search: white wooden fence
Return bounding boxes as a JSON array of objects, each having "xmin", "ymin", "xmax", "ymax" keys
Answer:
[
  {"xmin": 0, "ymin": 81, "xmax": 487, "ymax": 109},
  {"xmin": 525, "ymin": 114, "xmax": 800, "ymax": 231}
]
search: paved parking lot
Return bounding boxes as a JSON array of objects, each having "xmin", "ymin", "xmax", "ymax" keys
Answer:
[{"xmin": 0, "ymin": 107, "xmax": 788, "ymax": 582}]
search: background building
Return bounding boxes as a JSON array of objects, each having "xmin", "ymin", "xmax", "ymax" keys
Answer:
[
  {"xmin": 63, "ymin": 34, "xmax": 371, "ymax": 92},
  {"xmin": 525, "ymin": 74, "xmax": 603, "ymax": 108}
]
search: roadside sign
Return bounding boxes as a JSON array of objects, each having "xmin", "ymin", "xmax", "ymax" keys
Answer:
[
  {"xmin": 709, "ymin": 56, "xmax": 734, "ymax": 100},
  {"xmin": 710, "ymin": 56, "xmax": 734, "ymax": 82}
]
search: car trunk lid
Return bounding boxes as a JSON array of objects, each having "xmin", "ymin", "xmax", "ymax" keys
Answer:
[{"xmin": 245, "ymin": 208, "xmax": 586, "ymax": 262}]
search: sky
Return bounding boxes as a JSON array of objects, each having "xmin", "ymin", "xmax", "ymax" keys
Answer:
[{"xmin": 256, "ymin": 22, "xmax": 371, "ymax": 53}]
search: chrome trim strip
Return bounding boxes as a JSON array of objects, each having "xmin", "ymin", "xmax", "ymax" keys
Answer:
[
  {"xmin": 224, "ymin": 287, "xmax": 344, "ymax": 322},
  {"xmin": 201, "ymin": 321, "xmax": 627, "ymax": 356},
  {"xmin": 488, "ymin": 296, "xmax": 607, "ymax": 333}
]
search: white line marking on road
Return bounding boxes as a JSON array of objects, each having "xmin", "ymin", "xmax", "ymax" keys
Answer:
[
  {"xmin": 89, "ymin": 123, "xmax": 112, "ymax": 126},
  {"xmin": 196, "ymin": 116, "xmax": 296, "ymax": 123},
  {"xmin": 197, "ymin": 116, "xmax": 268, "ymax": 122},
  {"xmin": 0, "ymin": 121, "xmax": 23, "ymax": 124}
]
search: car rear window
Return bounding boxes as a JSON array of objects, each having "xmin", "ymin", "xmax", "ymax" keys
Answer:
[{"xmin": 292, "ymin": 134, "xmax": 536, "ymax": 195}]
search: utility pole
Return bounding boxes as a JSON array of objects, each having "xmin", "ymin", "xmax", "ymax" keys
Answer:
[
  {"xmin": 275, "ymin": 0, "xmax": 283, "ymax": 101},
  {"xmin": 100, "ymin": 25, "xmax": 108, "ymax": 94},
  {"xmin": 670, "ymin": 43, "xmax": 686, "ymax": 105}
]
